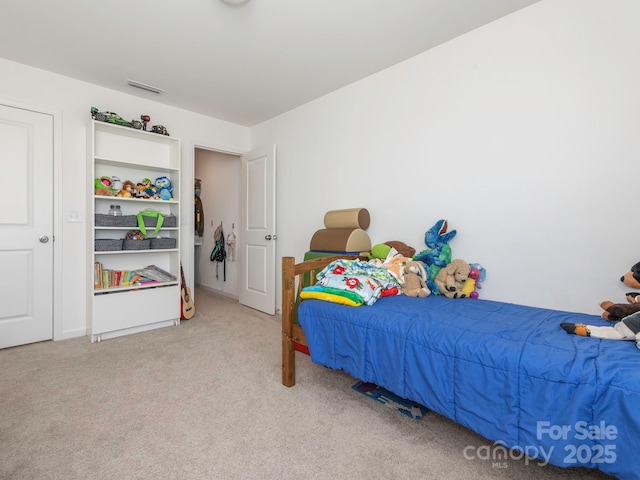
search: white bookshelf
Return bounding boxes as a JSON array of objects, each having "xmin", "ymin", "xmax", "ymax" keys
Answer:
[{"xmin": 87, "ymin": 120, "xmax": 181, "ymax": 342}]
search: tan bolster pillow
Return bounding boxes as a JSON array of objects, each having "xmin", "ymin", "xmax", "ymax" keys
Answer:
[
  {"xmin": 310, "ymin": 228, "xmax": 372, "ymax": 252},
  {"xmin": 323, "ymin": 208, "xmax": 370, "ymax": 230}
]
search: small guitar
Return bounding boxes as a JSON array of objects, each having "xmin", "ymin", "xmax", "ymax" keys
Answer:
[{"xmin": 180, "ymin": 263, "xmax": 195, "ymax": 320}]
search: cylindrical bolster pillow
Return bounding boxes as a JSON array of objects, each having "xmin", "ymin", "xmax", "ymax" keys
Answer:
[
  {"xmin": 309, "ymin": 228, "xmax": 372, "ymax": 252},
  {"xmin": 323, "ymin": 208, "xmax": 370, "ymax": 230}
]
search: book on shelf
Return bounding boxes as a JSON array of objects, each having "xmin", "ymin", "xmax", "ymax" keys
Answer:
[
  {"xmin": 135, "ymin": 265, "xmax": 177, "ymax": 283},
  {"xmin": 94, "ymin": 262, "xmax": 170, "ymax": 289}
]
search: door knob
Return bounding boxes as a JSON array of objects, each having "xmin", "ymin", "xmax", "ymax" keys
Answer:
[
  {"xmin": 39, "ymin": 235, "xmax": 49, "ymax": 243},
  {"xmin": 265, "ymin": 235, "xmax": 272, "ymax": 240}
]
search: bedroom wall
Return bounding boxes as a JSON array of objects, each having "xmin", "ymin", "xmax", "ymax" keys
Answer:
[
  {"xmin": 252, "ymin": 0, "xmax": 640, "ymax": 315},
  {"xmin": 0, "ymin": 58, "xmax": 250, "ymax": 339}
]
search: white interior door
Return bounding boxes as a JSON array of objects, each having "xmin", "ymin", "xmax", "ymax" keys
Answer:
[
  {"xmin": 0, "ymin": 104, "xmax": 54, "ymax": 348},
  {"xmin": 239, "ymin": 145, "xmax": 276, "ymax": 314}
]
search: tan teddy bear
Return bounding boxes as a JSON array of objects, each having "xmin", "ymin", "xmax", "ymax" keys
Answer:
[
  {"xmin": 434, "ymin": 258, "xmax": 471, "ymax": 298},
  {"xmin": 402, "ymin": 261, "xmax": 430, "ymax": 298}
]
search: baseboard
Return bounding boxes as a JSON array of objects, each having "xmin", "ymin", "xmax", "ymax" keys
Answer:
[
  {"xmin": 59, "ymin": 328, "xmax": 87, "ymax": 340},
  {"xmin": 195, "ymin": 284, "xmax": 239, "ymax": 301}
]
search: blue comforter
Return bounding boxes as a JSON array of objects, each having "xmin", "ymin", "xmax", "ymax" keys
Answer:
[{"xmin": 299, "ymin": 294, "xmax": 640, "ymax": 480}]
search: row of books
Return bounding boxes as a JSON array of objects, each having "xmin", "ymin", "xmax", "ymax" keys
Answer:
[{"xmin": 94, "ymin": 263, "xmax": 176, "ymax": 289}]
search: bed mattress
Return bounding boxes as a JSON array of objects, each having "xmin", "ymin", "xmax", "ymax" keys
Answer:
[{"xmin": 298, "ymin": 294, "xmax": 640, "ymax": 479}]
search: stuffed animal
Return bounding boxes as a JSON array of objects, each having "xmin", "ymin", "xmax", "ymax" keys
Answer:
[
  {"xmin": 116, "ymin": 180, "xmax": 136, "ymax": 198},
  {"xmin": 135, "ymin": 182, "xmax": 150, "ymax": 198},
  {"xmin": 561, "ymin": 311, "xmax": 640, "ymax": 350},
  {"xmin": 599, "ymin": 262, "xmax": 640, "ymax": 321},
  {"xmin": 561, "ymin": 261, "xmax": 640, "ymax": 349},
  {"xmin": 368, "ymin": 243, "xmax": 392, "ymax": 260},
  {"xmin": 368, "ymin": 241, "xmax": 416, "ymax": 261},
  {"xmin": 141, "ymin": 178, "xmax": 157, "ymax": 198},
  {"xmin": 111, "ymin": 176, "xmax": 123, "ymax": 193},
  {"xmin": 402, "ymin": 261, "xmax": 430, "ymax": 298},
  {"xmin": 155, "ymin": 176, "xmax": 174, "ymax": 201},
  {"xmin": 460, "ymin": 263, "xmax": 486, "ymax": 299},
  {"xmin": 414, "ymin": 219, "xmax": 456, "ymax": 294},
  {"xmin": 387, "ymin": 256, "xmax": 415, "ymax": 284},
  {"xmin": 94, "ymin": 176, "xmax": 114, "ymax": 196},
  {"xmin": 384, "ymin": 241, "xmax": 416, "ymax": 258},
  {"xmin": 434, "ymin": 258, "xmax": 471, "ymax": 299}
]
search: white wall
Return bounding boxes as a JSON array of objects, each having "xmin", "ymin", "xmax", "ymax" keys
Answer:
[
  {"xmin": 194, "ymin": 149, "xmax": 241, "ymax": 297},
  {"xmin": 0, "ymin": 58, "xmax": 250, "ymax": 339},
  {"xmin": 252, "ymin": 0, "xmax": 640, "ymax": 315}
]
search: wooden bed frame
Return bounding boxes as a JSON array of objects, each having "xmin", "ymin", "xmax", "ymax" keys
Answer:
[{"xmin": 281, "ymin": 255, "xmax": 361, "ymax": 387}]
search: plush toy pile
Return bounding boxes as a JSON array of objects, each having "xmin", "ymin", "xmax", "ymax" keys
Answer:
[
  {"xmin": 93, "ymin": 175, "xmax": 175, "ymax": 201},
  {"xmin": 368, "ymin": 219, "xmax": 486, "ymax": 299}
]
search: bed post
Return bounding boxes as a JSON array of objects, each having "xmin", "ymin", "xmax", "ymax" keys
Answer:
[{"xmin": 282, "ymin": 256, "xmax": 297, "ymax": 387}]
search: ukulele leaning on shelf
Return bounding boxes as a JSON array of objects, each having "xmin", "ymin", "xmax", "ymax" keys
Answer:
[{"xmin": 180, "ymin": 264, "xmax": 196, "ymax": 320}]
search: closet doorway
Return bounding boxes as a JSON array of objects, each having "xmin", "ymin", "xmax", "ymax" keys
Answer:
[{"xmin": 194, "ymin": 148, "xmax": 241, "ymax": 299}]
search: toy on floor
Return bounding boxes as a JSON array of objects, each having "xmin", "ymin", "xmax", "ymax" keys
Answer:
[
  {"xmin": 599, "ymin": 262, "xmax": 640, "ymax": 321},
  {"xmin": 414, "ymin": 219, "xmax": 456, "ymax": 293},
  {"xmin": 402, "ymin": 260, "xmax": 430, "ymax": 298},
  {"xmin": 434, "ymin": 258, "xmax": 471, "ymax": 299},
  {"xmin": 352, "ymin": 381, "xmax": 429, "ymax": 420}
]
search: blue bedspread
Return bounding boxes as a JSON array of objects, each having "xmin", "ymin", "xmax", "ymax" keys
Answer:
[{"xmin": 298, "ymin": 295, "xmax": 640, "ymax": 480}]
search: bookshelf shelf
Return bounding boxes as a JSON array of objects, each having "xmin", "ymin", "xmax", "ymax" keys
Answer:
[
  {"xmin": 95, "ymin": 281, "xmax": 179, "ymax": 294},
  {"xmin": 87, "ymin": 120, "xmax": 182, "ymax": 343},
  {"xmin": 94, "ymin": 249, "xmax": 179, "ymax": 255},
  {"xmin": 94, "ymin": 195, "xmax": 180, "ymax": 204}
]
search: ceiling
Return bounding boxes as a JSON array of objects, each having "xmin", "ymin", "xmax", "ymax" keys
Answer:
[{"xmin": 0, "ymin": 0, "xmax": 540, "ymax": 126}]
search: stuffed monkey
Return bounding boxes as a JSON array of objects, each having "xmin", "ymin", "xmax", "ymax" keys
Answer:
[
  {"xmin": 561, "ymin": 311, "xmax": 640, "ymax": 350},
  {"xmin": 600, "ymin": 262, "xmax": 640, "ymax": 321}
]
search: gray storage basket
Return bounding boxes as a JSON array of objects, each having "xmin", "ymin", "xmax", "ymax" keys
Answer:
[
  {"xmin": 122, "ymin": 239, "xmax": 151, "ymax": 250},
  {"xmin": 95, "ymin": 214, "xmax": 137, "ymax": 227},
  {"xmin": 139, "ymin": 214, "xmax": 177, "ymax": 228},
  {"xmin": 95, "ymin": 239, "xmax": 123, "ymax": 251},
  {"xmin": 150, "ymin": 238, "xmax": 177, "ymax": 249}
]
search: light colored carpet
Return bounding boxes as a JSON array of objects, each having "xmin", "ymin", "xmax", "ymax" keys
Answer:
[{"xmin": 0, "ymin": 289, "xmax": 614, "ymax": 480}]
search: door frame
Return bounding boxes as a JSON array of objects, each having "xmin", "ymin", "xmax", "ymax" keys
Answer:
[
  {"xmin": 188, "ymin": 140, "xmax": 246, "ymax": 298},
  {"xmin": 0, "ymin": 98, "xmax": 63, "ymax": 340}
]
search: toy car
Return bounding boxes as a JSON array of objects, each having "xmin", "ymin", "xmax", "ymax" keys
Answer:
[
  {"xmin": 151, "ymin": 125, "xmax": 169, "ymax": 136},
  {"xmin": 90, "ymin": 107, "xmax": 142, "ymax": 130}
]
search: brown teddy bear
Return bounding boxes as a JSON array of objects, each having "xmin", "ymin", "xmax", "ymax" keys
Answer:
[
  {"xmin": 116, "ymin": 180, "xmax": 136, "ymax": 198},
  {"xmin": 600, "ymin": 261, "xmax": 640, "ymax": 321},
  {"xmin": 434, "ymin": 258, "xmax": 471, "ymax": 299},
  {"xmin": 402, "ymin": 261, "xmax": 430, "ymax": 298}
]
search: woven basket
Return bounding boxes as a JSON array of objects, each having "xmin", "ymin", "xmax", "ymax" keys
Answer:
[
  {"xmin": 139, "ymin": 214, "xmax": 177, "ymax": 228},
  {"xmin": 150, "ymin": 238, "xmax": 177, "ymax": 249},
  {"xmin": 95, "ymin": 214, "xmax": 137, "ymax": 227},
  {"xmin": 122, "ymin": 239, "xmax": 151, "ymax": 250},
  {"xmin": 95, "ymin": 239, "xmax": 123, "ymax": 251}
]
